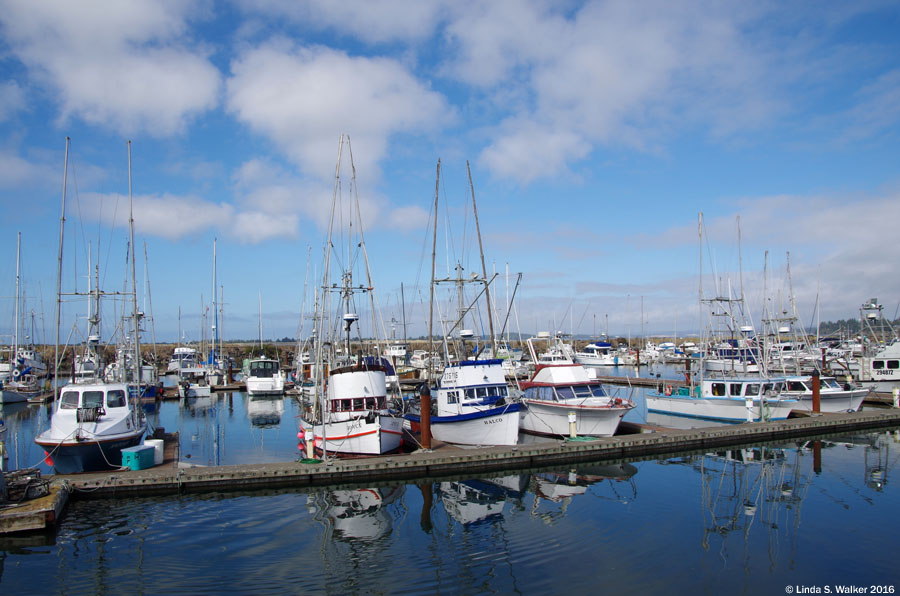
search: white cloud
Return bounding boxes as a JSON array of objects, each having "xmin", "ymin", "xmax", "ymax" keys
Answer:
[
  {"xmin": 0, "ymin": 0, "xmax": 221, "ymax": 136},
  {"xmin": 234, "ymin": 0, "xmax": 447, "ymax": 44},
  {"xmin": 225, "ymin": 40, "xmax": 455, "ymax": 179},
  {"xmin": 0, "ymin": 149, "xmax": 49, "ymax": 189},
  {"xmin": 0, "ymin": 82, "xmax": 26, "ymax": 122}
]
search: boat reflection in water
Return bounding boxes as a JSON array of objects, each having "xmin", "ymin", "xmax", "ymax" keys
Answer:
[
  {"xmin": 664, "ymin": 445, "xmax": 811, "ymax": 554},
  {"xmin": 247, "ymin": 395, "xmax": 284, "ymax": 427},
  {"xmin": 438, "ymin": 475, "xmax": 529, "ymax": 525},
  {"xmin": 532, "ymin": 463, "xmax": 638, "ymax": 506},
  {"xmin": 308, "ymin": 486, "xmax": 404, "ymax": 541}
]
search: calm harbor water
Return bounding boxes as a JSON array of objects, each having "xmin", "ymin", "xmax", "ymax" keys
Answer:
[{"xmin": 1, "ymin": 368, "xmax": 899, "ymax": 594}]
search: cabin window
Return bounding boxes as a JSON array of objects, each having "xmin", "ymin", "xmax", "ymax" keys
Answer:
[
  {"xmin": 539, "ymin": 387, "xmax": 555, "ymax": 401},
  {"xmin": 477, "ymin": 387, "xmax": 488, "ymax": 399},
  {"xmin": 873, "ymin": 360, "xmax": 885, "ymax": 370},
  {"xmin": 730, "ymin": 384, "xmax": 743, "ymax": 396},
  {"xmin": 746, "ymin": 384, "xmax": 760, "ymax": 396},
  {"xmin": 711, "ymin": 383, "xmax": 726, "ymax": 397},
  {"xmin": 889, "ymin": 361, "xmax": 900, "ymax": 370},
  {"xmin": 573, "ymin": 385, "xmax": 593, "ymax": 398},
  {"xmin": 83, "ymin": 391, "xmax": 104, "ymax": 408},
  {"xmin": 60, "ymin": 391, "xmax": 79, "ymax": 409},
  {"xmin": 787, "ymin": 381, "xmax": 806, "ymax": 392},
  {"xmin": 556, "ymin": 386, "xmax": 575, "ymax": 400},
  {"xmin": 447, "ymin": 390, "xmax": 458, "ymax": 404},
  {"xmin": 352, "ymin": 398, "xmax": 363, "ymax": 410},
  {"xmin": 591, "ymin": 385, "xmax": 607, "ymax": 397},
  {"xmin": 465, "ymin": 389, "xmax": 477, "ymax": 401},
  {"xmin": 107, "ymin": 390, "xmax": 126, "ymax": 408}
]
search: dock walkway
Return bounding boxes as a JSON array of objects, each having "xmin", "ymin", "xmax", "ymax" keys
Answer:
[{"xmin": 57, "ymin": 407, "xmax": 900, "ymax": 499}]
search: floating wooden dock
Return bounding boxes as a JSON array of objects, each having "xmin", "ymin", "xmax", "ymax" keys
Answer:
[
  {"xmin": 0, "ymin": 483, "xmax": 69, "ymax": 534},
  {"xmin": 55, "ymin": 407, "xmax": 900, "ymax": 499}
]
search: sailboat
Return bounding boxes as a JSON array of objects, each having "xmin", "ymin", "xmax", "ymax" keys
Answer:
[
  {"xmin": 244, "ymin": 293, "xmax": 285, "ymax": 397},
  {"xmin": 34, "ymin": 139, "xmax": 147, "ymax": 473},
  {"xmin": 0, "ymin": 232, "xmax": 41, "ymax": 403},
  {"xmin": 403, "ymin": 159, "xmax": 520, "ymax": 447},
  {"xmin": 298, "ymin": 134, "xmax": 403, "ymax": 456}
]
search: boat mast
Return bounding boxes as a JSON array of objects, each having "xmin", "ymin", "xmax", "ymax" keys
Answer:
[
  {"xmin": 127, "ymin": 141, "xmax": 142, "ymax": 389},
  {"xmin": 212, "ymin": 237, "xmax": 218, "ymax": 367},
  {"xmin": 698, "ymin": 212, "xmax": 703, "ymax": 389},
  {"xmin": 54, "ymin": 137, "xmax": 69, "ymax": 396},
  {"xmin": 13, "ymin": 232, "xmax": 20, "ymax": 377},
  {"xmin": 467, "ymin": 161, "xmax": 496, "ymax": 357},
  {"xmin": 143, "ymin": 242, "xmax": 157, "ymax": 368},
  {"xmin": 428, "ymin": 159, "xmax": 440, "ymax": 383}
]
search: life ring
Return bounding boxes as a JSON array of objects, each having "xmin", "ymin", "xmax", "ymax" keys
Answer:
[
  {"xmin": 664, "ymin": 384, "xmax": 673, "ymax": 396},
  {"xmin": 12, "ymin": 369, "xmax": 20, "ymax": 379}
]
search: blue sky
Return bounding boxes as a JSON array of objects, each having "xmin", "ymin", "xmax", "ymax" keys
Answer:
[{"xmin": 1, "ymin": 0, "xmax": 899, "ymax": 345}]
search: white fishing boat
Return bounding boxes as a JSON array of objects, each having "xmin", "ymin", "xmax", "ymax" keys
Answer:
[
  {"xmin": 244, "ymin": 294, "xmax": 286, "ymax": 397},
  {"xmin": 1, "ymin": 232, "xmax": 44, "ymax": 403},
  {"xmin": 519, "ymin": 334, "xmax": 634, "ymax": 437},
  {"xmin": 779, "ymin": 374, "xmax": 870, "ymax": 413},
  {"xmin": 574, "ymin": 340, "xmax": 620, "ymax": 366},
  {"xmin": 34, "ymin": 140, "xmax": 147, "ymax": 473},
  {"xmin": 405, "ymin": 358, "xmax": 520, "ymax": 446},
  {"xmin": 646, "ymin": 377, "xmax": 797, "ymax": 423},
  {"xmin": 298, "ymin": 135, "xmax": 404, "ymax": 457},
  {"xmin": 244, "ymin": 356, "xmax": 285, "ymax": 396},
  {"xmin": 35, "ymin": 381, "xmax": 146, "ymax": 473},
  {"xmin": 300, "ymin": 357, "xmax": 404, "ymax": 455}
]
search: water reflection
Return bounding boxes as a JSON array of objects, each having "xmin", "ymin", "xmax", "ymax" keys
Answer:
[{"xmin": 308, "ymin": 486, "xmax": 404, "ymax": 541}]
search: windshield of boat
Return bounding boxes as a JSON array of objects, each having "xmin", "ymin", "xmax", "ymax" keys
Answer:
[
  {"xmin": 83, "ymin": 391, "xmax": 104, "ymax": 408},
  {"xmin": 60, "ymin": 390, "xmax": 79, "ymax": 409},
  {"xmin": 107, "ymin": 389, "xmax": 126, "ymax": 408},
  {"xmin": 250, "ymin": 360, "xmax": 279, "ymax": 377}
]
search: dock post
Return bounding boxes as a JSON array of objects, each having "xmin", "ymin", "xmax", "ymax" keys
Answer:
[
  {"xmin": 305, "ymin": 429, "xmax": 315, "ymax": 460},
  {"xmin": 420, "ymin": 385, "xmax": 432, "ymax": 450},
  {"xmin": 568, "ymin": 411, "xmax": 577, "ymax": 438},
  {"xmin": 812, "ymin": 369, "xmax": 821, "ymax": 413},
  {"xmin": 893, "ymin": 388, "xmax": 899, "ymax": 409}
]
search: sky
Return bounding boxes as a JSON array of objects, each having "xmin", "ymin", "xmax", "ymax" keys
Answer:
[{"xmin": 1, "ymin": 0, "xmax": 899, "ymax": 347}]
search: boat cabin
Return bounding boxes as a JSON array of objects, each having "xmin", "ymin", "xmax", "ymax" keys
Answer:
[
  {"xmin": 58, "ymin": 384, "xmax": 128, "ymax": 421},
  {"xmin": 249, "ymin": 358, "xmax": 280, "ymax": 378}
]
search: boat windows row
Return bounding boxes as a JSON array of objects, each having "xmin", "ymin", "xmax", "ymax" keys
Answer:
[
  {"xmin": 330, "ymin": 396, "xmax": 386, "ymax": 412},
  {"xmin": 60, "ymin": 389, "xmax": 127, "ymax": 410},
  {"xmin": 872, "ymin": 360, "xmax": 900, "ymax": 370},
  {"xmin": 522, "ymin": 384, "xmax": 607, "ymax": 402},
  {"xmin": 445, "ymin": 385, "xmax": 509, "ymax": 404},
  {"xmin": 709, "ymin": 381, "xmax": 785, "ymax": 397}
]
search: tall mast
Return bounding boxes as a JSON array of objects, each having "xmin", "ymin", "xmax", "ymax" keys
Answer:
[
  {"xmin": 467, "ymin": 161, "xmax": 495, "ymax": 355},
  {"xmin": 127, "ymin": 140, "xmax": 141, "ymax": 387},
  {"xmin": 698, "ymin": 212, "xmax": 704, "ymax": 388},
  {"xmin": 14, "ymin": 232, "xmax": 21, "ymax": 369},
  {"xmin": 54, "ymin": 137, "xmax": 69, "ymax": 395},
  {"xmin": 212, "ymin": 237, "xmax": 218, "ymax": 365},
  {"xmin": 143, "ymin": 242, "xmax": 157, "ymax": 365},
  {"xmin": 428, "ymin": 159, "xmax": 440, "ymax": 382}
]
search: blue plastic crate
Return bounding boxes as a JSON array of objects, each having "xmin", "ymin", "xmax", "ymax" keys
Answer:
[{"xmin": 121, "ymin": 444, "xmax": 155, "ymax": 470}]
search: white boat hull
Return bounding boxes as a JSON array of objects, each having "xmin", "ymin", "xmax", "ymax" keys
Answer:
[
  {"xmin": 246, "ymin": 374, "xmax": 285, "ymax": 396},
  {"xmin": 425, "ymin": 404, "xmax": 521, "ymax": 447},
  {"xmin": 519, "ymin": 399, "xmax": 629, "ymax": 437},
  {"xmin": 302, "ymin": 415, "xmax": 404, "ymax": 456},
  {"xmin": 787, "ymin": 389, "xmax": 868, "ymax": 413},
  {"xmin": 646, "ymin": 393, "xmax": 797, "ymax": 422}
]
